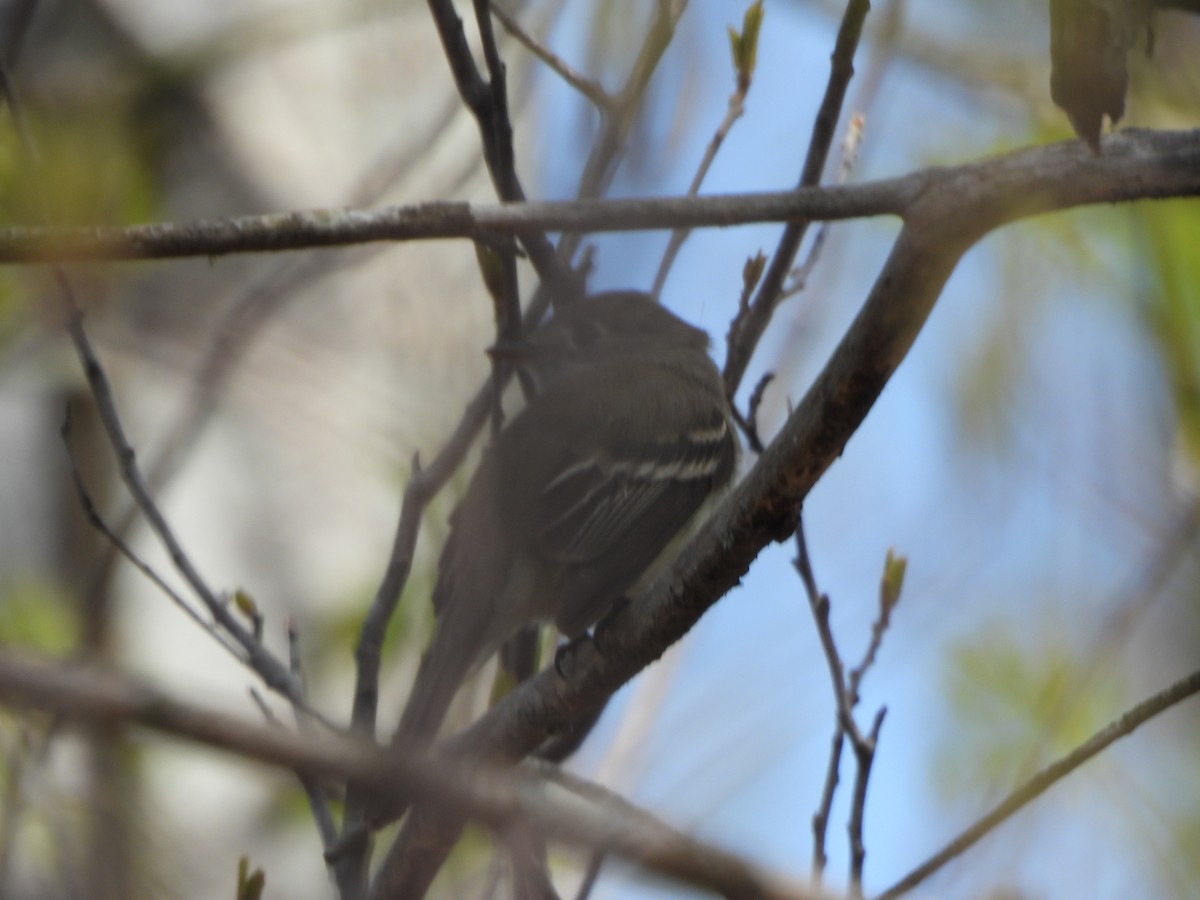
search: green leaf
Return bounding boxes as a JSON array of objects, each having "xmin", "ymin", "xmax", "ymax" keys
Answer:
[
  {"xmin": 236, "ymin": 856, "xmax": 266, "ymax": 900},
  {"xmin": 936, "ymin": 624, "xmax": 1122, "ymax": 799},
  {"xmin": 472, "ymin": 241, "xmax": 507, "ymax": 306},
  {"xmin": 1139, "ymin": 201, "xmax": 1200, "ymax": 471},
  {"xmin": 0, "ymin": 577, "xmax": 77, "ymax": 655},
  {"xmin": 880, "ymin": 549, "xmax": 907, "ymax": 614},
  {"xmin": 728, "ymin": 1, "xmax": 765, "ymax": 93}
]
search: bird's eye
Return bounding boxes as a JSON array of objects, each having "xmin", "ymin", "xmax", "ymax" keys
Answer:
[{"xmin": 571, "ymin": 320, "xmax": 602, "ymax": 348}]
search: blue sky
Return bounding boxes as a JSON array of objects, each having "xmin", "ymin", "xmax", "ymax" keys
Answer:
[{"xmin": 527, "ymin": 2, "xmax": 1197, "ymax": 897}]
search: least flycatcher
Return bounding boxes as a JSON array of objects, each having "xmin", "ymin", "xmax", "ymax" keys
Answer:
[{"xmin": 391, "ymin": 291, "xmax": 736, "ymax": 763}]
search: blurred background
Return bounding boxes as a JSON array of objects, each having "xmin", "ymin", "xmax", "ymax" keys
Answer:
[{"xmin": 0, "ymin": 0, "xmax": 1198, "ymax": 898}]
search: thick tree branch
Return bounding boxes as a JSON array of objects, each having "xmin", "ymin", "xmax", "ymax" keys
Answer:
[
  {"xmin": 0, "ymin": 129, "xmax": 1194, "ymax": 265},
  {"xmin": 369, "ymin": 125, "xmax": 1200, "ymax": 893},
  {"xmin": 0, "ymin": 649, "xmax": 835, "ymax": 900}
]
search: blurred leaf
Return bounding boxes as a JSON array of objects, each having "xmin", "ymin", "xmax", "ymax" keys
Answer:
[
  {"xmin": 1049, "ymin": 0, "xmax": 1148, "ymax": 148},
  {"xmin": 0, "ymin": 577, "xmax": 77, "ymax": 655},
  {"xmin": 233, "ymin": 589, "xmax": 260, "ymax": 619},
  {"xmin": 880, "ymin": 549, "xmax": 907, "ymax": 614},
  {"xmin": 1138, "ymin": 201, "xmax": 1200, "ymax": 471},
  {"xmin": 472, "ymin": 241, "xmax": 507, "ymax": 309},
  {"xmin": 936, "ymin": 624, "xmax": 1123, "ymax": 800},
  {"xmin": 728, "ymin": 1, "xmax": 764, "ymax": 93},
  {"xmin": 0, "ymin": 108, "xmax": 159, "ymax": 226},
  {"xmin": 236, "ymin": 856, "xmax": 266, "ymax": 900},
  {"xmin": 741, "ymin": 251, "xmax": 766, "ymax": 300}
]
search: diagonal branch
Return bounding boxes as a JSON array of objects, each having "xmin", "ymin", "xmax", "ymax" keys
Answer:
[
  {"xmin": 876, "ymin": 666, "xmax": 1200, "ymax": 899},
  {"xmin": 489, "ymin": 1, "xmax": 612, "ymax": 113},
  {"xmin": 723, "ymin": 0, "xmax": 871, "ymax": 397},
  {"xmin": 366, "ymin": 125, "xmax": 1200, "ymax": 894},
  {"xmin": 57, "ymin": 273, "xmax": 306, "ymax": 710}
]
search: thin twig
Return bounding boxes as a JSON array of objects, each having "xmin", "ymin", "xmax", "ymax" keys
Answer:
[
  {"xmin": 795, "ymin": 519, "xmax": 894, "ymax": 890},
  {"xmin": 848, "ymin": 708, "xmax": 885, "ymax": 896},
  {"xmin": 651, "ymin": 1, "xmax": 760, "ymax": 298},
  {"xmin": 811, "ymin": 724, "xmax": 843, "ymax": 881},
  {"xmin": 783, "ymin": 113, "xmax": 866, "ymax": 300},
  {"xmin": 730, "ymin": 371, "xmax": 774, "ymax": 453},
  {"xmin": 471, "ymin": 0, "xmax": 523, "ymax": 358},
  {"xmin": 250, "ymin": 680, "xmax": 340, "ymax": 864},
  {"xmin": 77, "ymin": 91, "xmax": 469, "ymax": 625},
  {"xmin": 877, "ymin": 666, "xmax": 1200, "ymax": 899},
  {"xmin": 338, "ymin": 284, "xmax": 558, "ymax": 876},
  {"xmin": 573, "ymin": 853, "xmax": 605, "ymax": 900},
  {"xmin": 61, "ymin": 408, "xmax": 242, "ymax": 658},
  {"xmin": 795, "ymin": 523, "xmax": 864, "ymax": 744},
  {"xmin": 572, "ymin": 0, "xmax": 688, "ymax": 209},
  {"xmin": 56, "ymin": 273, "xmax": 310, "ymax": 713},
  {"xmin": 426, "ymin": 0, "xmax": 573, "ymax": 296},
  {"xmin": 794, "ymin": 521, "xmax": 847, "ymax": 881},
  {"xmin": 724, "ymin": 0, "xmax": 872, "ymax": 396},
  {"xmin": 489, "ymin": 1, "xmax": 611, "ymax": 112},
  {"xmin": 651, "ymin": 89, "xmax": 748, "ymax": 296},
  {"xmin": 286, "ymin": 621, "xmax": 339, "ymax": 851}
]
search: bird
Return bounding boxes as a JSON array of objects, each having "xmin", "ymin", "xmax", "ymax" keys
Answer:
[{"xmin": 387, "ymin": 290, "xmax": 737, "ymax": 778}]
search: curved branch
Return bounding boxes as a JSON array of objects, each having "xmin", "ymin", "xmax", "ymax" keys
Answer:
[{"xmin": 368, "ymin": 125, "xmax": 1200, "ymax": 895}]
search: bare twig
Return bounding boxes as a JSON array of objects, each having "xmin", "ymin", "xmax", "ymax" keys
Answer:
[
  {"xmin": 61, "ymin": 409, "xmax": 241, "ymax": 657},
  {"xmin": 730, "ymin": 371, "xmax": 775, "ymax": 454},
  {"xmin": 1, "ymin": 129, "xmax": 1194, "ymax": 265},
  {"xmin": 56, "ymin": 273, "xmax": 309, "ymax": 714},
  {"xmin": 848, "ymin": 708, "xmax": 885, "ymax": 895},
  {"xmin": 811, "ymin": 723, "xmax": 844, "ymax": 880},
  {"xmin": 795, "ymin": 523, "xmax": 865, "ymax": 744},
  {"xmin": 572, "ymin": 853, "xmax": 605, "ymax": 900},
  {"xmin": 650, "ymin": 1, "xmax": 761, "ymax": 297},
  {"xmin": 489, "ymin": 1, "xmax": 611, "ymax": 112},
  {"xmin": 426, "ymin": 0, "xmax": 572, "ymax": 296},
  {"xmin": 0, "ymin": 650, "xmax": 834, "ymax": 900},
  {"xmin": 793, "ymin": 522, "xmax": 844, "ymax": 881},
  {"xmin": 724, "ymin": 0, "xmax": 872, "ymax": 396},
  {"xmin": 795, "ymin": 521, "xmax": 897, "ymax": 892},
  {"xmin": 338, "ymin": 284, "xmax": 561, "ymax": 880},
  {"xmin": 877, "ymin": 666, "xmax": 1200, "ymax": 898},
  {"xmin": 285, "ymin": 621, "xmax": 339, "ymax": 852},
  {"xmin": 782, "ymin": 113, "xmax": 866, "ymax": 300},
  {"xmin": 572, "ymin": 0, "xmax": 688, "ymax": 208},
  {"xmin": 470, "ymin": 0, "xmax": 522, "ymax": 358}
]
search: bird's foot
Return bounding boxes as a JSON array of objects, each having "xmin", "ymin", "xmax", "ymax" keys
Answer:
[
  {"xmin": 592, "ymin": 595, "xmax": 631, "ymax": 656},
  {"xmin": 554, "ymin": 633, "xmax": 590, "ymax": 679}
]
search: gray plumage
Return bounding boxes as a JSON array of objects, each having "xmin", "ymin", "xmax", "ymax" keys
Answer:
[{"xmin": 390, "ymin": 291, "xmax": 736, "ymax": 762}]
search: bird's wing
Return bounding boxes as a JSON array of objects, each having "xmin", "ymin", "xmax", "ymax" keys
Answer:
[
  {"xmin": 536, "ymin": 416, "xmax": 732, "ymax": 564},
  {"xmin": 489, "ymin": 357, "xmax": 736, "ymax": 635}
]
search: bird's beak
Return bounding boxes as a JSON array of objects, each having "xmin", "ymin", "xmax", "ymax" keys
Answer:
[{"xmin": 485, "ymin": 338, "xmax": 535, "ymax": 363}]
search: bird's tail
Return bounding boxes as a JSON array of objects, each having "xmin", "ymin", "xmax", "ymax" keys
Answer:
[
  {"xmin": 392, "ymin": 618, "xmax": 477, "ymax": 750},
  {"xmin": 363, "ymin": 602, "xmax": 491, "ymax": 828}
]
